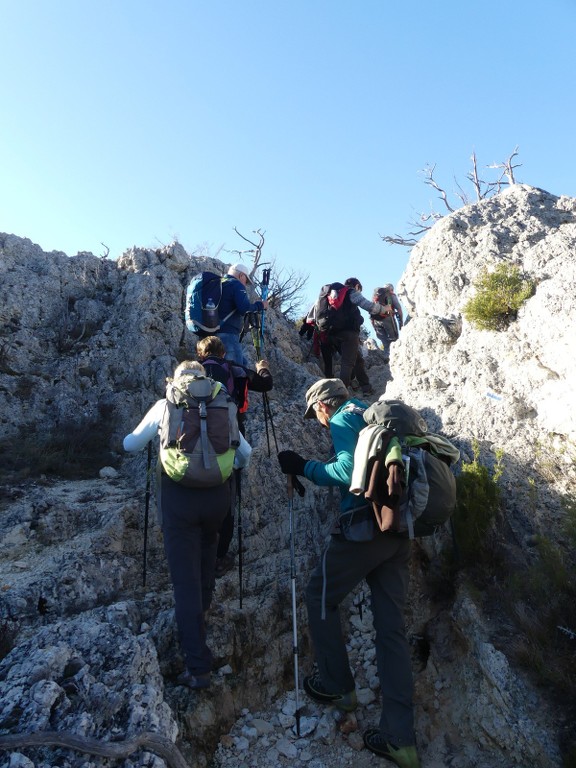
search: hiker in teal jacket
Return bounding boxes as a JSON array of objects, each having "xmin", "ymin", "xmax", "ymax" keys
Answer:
[{"xmin": 278, "ymin": 378, "xmax": 420, "ymax": 768}]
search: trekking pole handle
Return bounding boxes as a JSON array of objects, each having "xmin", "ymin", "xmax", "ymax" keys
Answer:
[{"xmin": 288, "ymin": 475, "xmax": 305, "ymax": 498}]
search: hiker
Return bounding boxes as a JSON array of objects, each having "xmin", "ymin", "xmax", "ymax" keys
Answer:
[
  {"xmin": 277, "ymin": 378, "xmax": 421, "ymax": 768},
  {"xmin": 371, "ymin": 284, "xmax": 403, "ymax": 364},
  {"xmin": 216, "ymin": 263, "xmax": 269, "ymax": 367},
  {"xmin": 123, "ymin": 360, "xmax": 250, "ymax": 691},
  {"xmin": 341, "ymin": 278, "xmax": 390, "ymax": 390},
  {"xmin": 196, "ymin": 334, "xmax": 273, "ymax": 575},
  {"xmin": 315, "ymin": 277, "xmax": 383, "ymax": 395}
]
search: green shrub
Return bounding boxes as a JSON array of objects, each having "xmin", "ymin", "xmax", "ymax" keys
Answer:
[
  {"xmin": 453, "ymin": 441, "xmax": 503, "ymax": 565},
  {"xmin": 463, "ymin": 263, "xmax": 535, "ymax": 331}
]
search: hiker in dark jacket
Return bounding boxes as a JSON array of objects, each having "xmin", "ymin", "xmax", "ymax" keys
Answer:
[
  {"xmin": 371, "ymin": 284, "xmax": 403, "ymax": 364},
  {"xmin": 277, "ymin": 378, "xmax": 420, "ymax": 768},
  {"xmin": 217, "ymin": 262, "xmax": 269, "ymax": 367},
  {"xmin": 317, "ymin": 278, "xmax": 384, "ymax": 395},
  {"xmin": 196, "ymin": 334, "xmax": 273, "ymax": 575},
  {"xmin": 123, "ymin": 360, "xmax": 250, "ymax": 691},
  {"xmin": 338, "ymin": 277, "xmax": 390, "ymax": 395}
]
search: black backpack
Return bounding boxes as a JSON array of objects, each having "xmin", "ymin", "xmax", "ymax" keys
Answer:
[{"xmin": 315, "ymin": 282, "xmax": 363, "ymax": 333}]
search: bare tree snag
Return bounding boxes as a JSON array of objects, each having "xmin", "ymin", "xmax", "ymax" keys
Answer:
[{"xmin": 0, "ymin": 730, "xmax": 191, "ymax": 768}]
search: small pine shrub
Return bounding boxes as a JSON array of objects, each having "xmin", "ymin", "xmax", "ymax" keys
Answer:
[
  {"xmin": 463, "ymin": 263, "xmax": 535, "ymax": 331},
  {"xmin": 453, "ymin": 441, "xmax": 503, "ymax": 566}
]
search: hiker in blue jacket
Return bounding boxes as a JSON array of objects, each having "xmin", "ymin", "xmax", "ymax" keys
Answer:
[
  {"xmin": 217, "ymin": 262, "xmax": 269, "ymax": 366},
  {"xmin": 277, "ymin": 378, "xmax": 420, "ymax": 768}
]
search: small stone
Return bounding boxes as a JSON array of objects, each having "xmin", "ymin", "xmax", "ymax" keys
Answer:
[
  {"xmin": 251, "ymin": 718, "xmax": 275, "ymax": 735},
  {"xmin": 276, "ymin": 737, "xmax": 298, "ymax": 758},
  {"xmin": 99, "ymin": 466, "xmax": 118, "ymax": 479}
]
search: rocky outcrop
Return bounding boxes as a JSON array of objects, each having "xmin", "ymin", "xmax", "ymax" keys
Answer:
[{"xmin": 1, "ymin": 184, "xmax": 575, "ymax": 768}]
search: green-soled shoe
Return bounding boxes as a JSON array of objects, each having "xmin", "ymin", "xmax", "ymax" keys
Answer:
[
  {"xmin": 303, "ymin": 670, "xmax": 357, "ymax": 712},
  {"xmin": 363, "ymin": 728, "xmax": 420, "ymax": 767}
]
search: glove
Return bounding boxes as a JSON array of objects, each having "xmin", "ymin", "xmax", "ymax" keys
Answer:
[{"xmin": 278, "ymin": 450, "xmax": 308, "ymax": 477}]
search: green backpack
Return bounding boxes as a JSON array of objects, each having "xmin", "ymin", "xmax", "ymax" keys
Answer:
[
  {"xmin": 159, "ymin": 371, "xmax": 240, "ymax": 487},
  {"xmin": 351, "ymin": 400, "xmax": 460, "ymax": 538}
]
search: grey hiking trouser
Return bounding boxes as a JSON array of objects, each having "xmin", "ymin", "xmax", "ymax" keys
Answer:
[
  {"xmin": 161, "ymin": 475, "xmax": 230, "ymax": 675},
  {"xmin": 305, "ymin": 532, "xmax": 415, "ymax": 747}
]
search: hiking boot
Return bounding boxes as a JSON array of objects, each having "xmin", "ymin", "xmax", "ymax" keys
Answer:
[
  {"xmin": 361, "ymin": 385, "xmax": 375, "ymax": 396},
  {"xmin": 303, "ymin": 670, "xmax": 357, "ymax": 712},
  {"xmin": 215, "ymin": 553, "xmax": 235, "ymax": 578},
  {"xmin": 363, "ymin": 729, "xmax": 420, "ymax": 767},
  {"xmin": 177, "ymin": 670, "xmax": 211, "ymax": 690}
]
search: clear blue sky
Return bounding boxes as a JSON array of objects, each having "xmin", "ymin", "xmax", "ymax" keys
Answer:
[{"xmin": 2, "ymin": 0, "xmax": 575, "ymax": 315}]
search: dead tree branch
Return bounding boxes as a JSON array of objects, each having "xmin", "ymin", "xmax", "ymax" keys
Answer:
[
  {"xmin": 0, "ymin": 730, "xmax": 191, "ymax": 768},
  {"xmin": 381, "ymin": 147, "xmax": 522, "ymax": 247},
  {"xmin": 422, "ymin": 164, "xmax": 456, "ymax": 213},
  {"xmin": 232, "ymin": 227, "xmax": 266, "ymax": 280},
  {"xmin": 488, "ymin": 145, "xmax": 521, "ymax": 186}
]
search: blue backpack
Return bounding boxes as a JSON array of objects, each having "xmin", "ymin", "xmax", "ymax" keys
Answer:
[{"xmin": 185, "ymin": 271, "xmax": 235, "ymax": 336}]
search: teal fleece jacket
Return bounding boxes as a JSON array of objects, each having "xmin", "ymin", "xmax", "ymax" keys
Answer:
[{"xmin": 303, "ymin": 398, "xmax": 368, "ymax": 514}]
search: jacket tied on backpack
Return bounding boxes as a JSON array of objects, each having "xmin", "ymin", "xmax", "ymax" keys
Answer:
[
  {"xmin": 159, "ymin": 371, "xmax": 240, "ymax": 487},
  {"xmin": 350, "ymin": 400, "xmax": 460, "ymax": 538}
]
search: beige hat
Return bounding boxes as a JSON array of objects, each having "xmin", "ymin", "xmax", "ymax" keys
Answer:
[
  {"xmin": 304, "ymin": 378, "xmax": 350, "ymax": 419},
  {"xmin": 228, "ymin": 263, "xmax": 253, "ymax": 284}
]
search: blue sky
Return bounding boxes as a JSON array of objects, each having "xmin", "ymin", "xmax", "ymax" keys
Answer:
[{"xmin": 2, "ymin": 0, "xmax": 575, "ymax": 316}]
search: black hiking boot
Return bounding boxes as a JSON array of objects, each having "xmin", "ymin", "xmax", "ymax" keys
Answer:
[
  {"xmin": 363, "ymin": 729, "xmax": 420, "ymax": 766},
  {"xmin": 303, "ymin": 670, "xmax": 357, "ymax": 712}
]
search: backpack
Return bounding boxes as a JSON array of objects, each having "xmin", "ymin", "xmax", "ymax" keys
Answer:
[
  {"xmin": 185, "ymin": 271, "xmax": 235, "ymax": 337},
  {"xmin": 315, "ymin": 282, "xmax": 363, "ymax": 333},
  {"xmin": 351, "ymin": 400, "xmax": 460, "ymax": 538},
  {"xmin": 372, "ymin": 288, "xmax": 400, "ymax": 340},
  {"xmin": 201, "ymin": 356, "xmax": 250, "ymax": 414},
  {"xmin": 159, "ymin": 371, "xmax": 240, "ymax": 487}
]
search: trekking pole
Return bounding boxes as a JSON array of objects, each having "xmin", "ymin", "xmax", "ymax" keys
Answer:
[
  {"xmin": 260, "ymin": 268, "xmax": 271, "ymax": 349},
  {"xmin": 247, "ymin": 310, "xmax": 276, "ymax": 455},
  {"xmin": 237, "ymin": 469, "xmax": 243, "ymax": 609},
  {"xmin": 142, "ymin": 441, "xmax": 152, "ymax": 588},
  {"xmin": 287, "ymin": 474, "xmax": 302, "ymax": 737},
  {"xmin": 263, "ymin": 392, "xmax": 278, "ymax": 455}
]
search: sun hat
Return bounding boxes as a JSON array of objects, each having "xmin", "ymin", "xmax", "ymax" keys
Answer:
[{"xmin": 304, "ymin": 378, "xmax": 350, "ymax": 419}]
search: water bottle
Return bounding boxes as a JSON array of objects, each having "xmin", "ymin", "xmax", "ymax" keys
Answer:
[{"xmin": 203, "ymin": 298, "xmax": 218, "ymax": 330}]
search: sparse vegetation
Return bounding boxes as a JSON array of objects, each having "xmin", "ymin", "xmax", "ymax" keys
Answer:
[
  {"xmin": 0, "ymin": 417, "xmax": 117, "ymax": 482},
  {"xmin": 453, "ymin": 440, "xmax": 503, "ymax": 566},
  {"xmin": 507, "ymin": 523, "xmax": 576, "ymax": 698},
  {"xmin": 463, "ymin": 263, "xmax": 536, "ymax": 331}
]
